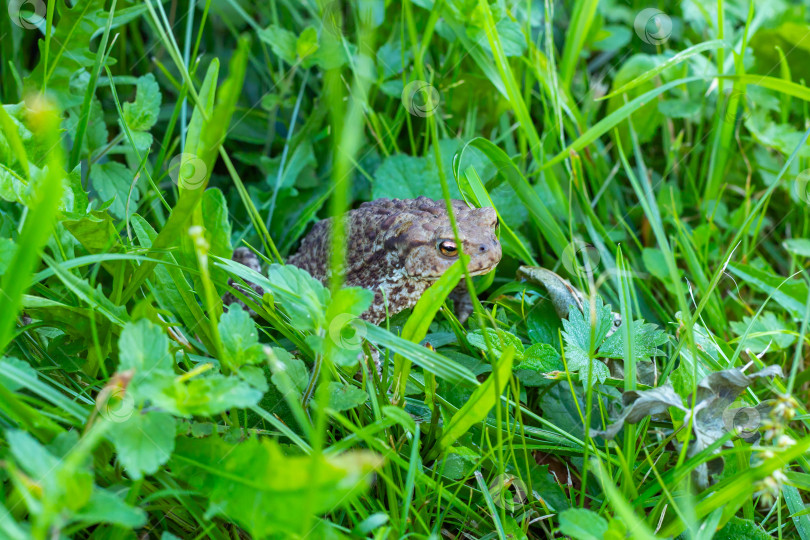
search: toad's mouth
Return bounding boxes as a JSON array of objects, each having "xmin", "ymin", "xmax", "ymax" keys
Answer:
[{"xmin": 415, "ymin": 262, "xmax": 499, "ymax": 281}]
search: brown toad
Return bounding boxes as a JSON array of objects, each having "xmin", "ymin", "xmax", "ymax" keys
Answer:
[{"xmin": 229, "ymin": 197, "xmax": 502, "ymax": 324}]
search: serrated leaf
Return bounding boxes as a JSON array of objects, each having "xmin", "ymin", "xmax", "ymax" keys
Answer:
[
  {"xmin": 161, "ymin": 375, "xmax": 263, "ymax": 416},
  {"xmin": 519, "ymin": 343, "xmax": 561, "ymax": 372},
  {"xmin": 558, "ymin": 508, "xmax": 609, "ymax": 540},
  {"xmin": 561, "ymin": 296, "xmax": 613, "ymax": 352},
  {"xmin": 219, "ymin": 305, "xmax": 264, "ymax": 370},
  {"xmin": 122, "ymin": 74, "xmax": 161, "ymax": 131},
  {"xmin": 327, "ymin": 382, "xmax": 368, "ymax": 411},
  {"xmin": 296, "ymin": 27, "xmax": 319, "ymax": 59},
  {"xmin": 90, "ymin": 161, "xmax": 137, "ymax": 218},
  {"xmin": 467, "ymin": 328, "xmax": 524, "ymax": 357},
  {"xmin": 170, "ymin": 435, "xmax": 382, "ymax": 537},
  {"xmin": 599, "ymin": 320, "xmax": 668, "ymax": 361},
  {"xmin": 258, "ymin": 25, "xmax": 297, "ymax": 63},
  {"xmin": 730, "ymin": 311, "xmax": 795, "ymax": 353},
  {"xmin": 107, "ymin": 411, "xmax": 176, "ymax": 480},
  {"xmin": 269, "ymin": 347, "xmax": 309, "ymax": 395}
]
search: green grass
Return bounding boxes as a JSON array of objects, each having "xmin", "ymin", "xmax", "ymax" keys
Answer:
[{"xmin": 2, "ymin": 0, "xmax": 810, "ymax": 538}]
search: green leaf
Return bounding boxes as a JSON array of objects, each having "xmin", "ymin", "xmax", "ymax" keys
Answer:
[
  {"xmin": 784, "ymin": 238, "xmax": 810, "ymax": 257},
  {"xmin": 118, "ymin": 319, "xmax": 174, "ymax": 378},
  {"xmin": 599, "ymin": 320, "xmax": 668, "ymax": 361},
  {"xmin": 562, "ymin": 296, "xmax": 614, "ymax": 351},
  {"xmin": 728, "ymin": 262, "xmax": 809, "ymax": 318},
  {"xmin": 75, "ymin": 488, "xmax": 147, "ymax": 528},
  {"xmin": 363, "ymin": 323, "xmax": 477, "ymax": 385},
  {"xmin": 296, "ymin": 27, "xmax": 319, "ymax": 59},
  {"xmin": 714, "ymin": 516, "xmax": 773, "ymax": 540},
  {"xmin": 107, "ymin": 411, "xmax": 176, "ymax": 480},
  {"xmin": 467, "ymin": 328, "xmax": 524, "ymax": 358},
  {"xmin": 161, "ymin": 375, "xmax": 263, "ymax": 417},
  {"xmin": 269, "ymin": 347, "xmax": 309, "ymax": 395},
  {"xmin": 219, "ymin": 305, "xmax": 264, "ymax": 370},
  {"xmin": 217, "ymin": 259, "xmax": 331, "ymax": 331},
  {"xmin": 642, "ymin": 247, "xmax": 670, "ymax": 279},
  {"xmin": 327, "ymin": 382, "xmax": 368, "ymax": 412},
  {"xmin": 170, "ymin": 435, "xmax": 382, "ymax": 537},
  {"xmin": 90, "ymin": 161, "xmax": 137, "ymax": 219},
  {"xmin": 0, "ymin": 238, "xmax": 17, "ymax": 276},
  {"xmin": 323, "ymin": 286, "xmax": 374, "ymax": 366},
  {"xmin": 200, "ymin": 187, "xmax": 233, "ymax": 294},
  {"xmin": 63, "ymin": 210, "xmax": 119, "ymax": 253},
  {"xmin": 558, "ymin": 508, "xmax": 609, "ymax": 540},
  {"xmin": 122, "ymin": 74, "xmax": 162, "ymax": 131},
  {"xmin": 24, "ymin": 0, "xmax": 146, "ymax": 104},
  {"xmin": 730, "ymin": 311, "xmax": 795, "ymax": 353},
  {"xmin": 371, "ymin": 141, "xmax": 463, "ymax": 200},
  {"xmin": 0, "ymin": 357, "xmax": 38, "ymax": 392},
  {"xmin": 258, "ymin": 25, "xmax": 297, "ymax": 63},
  {"xmin": 519, "ymin": 344, "xmax": 562, "ymax": 372},
  {"xmin": 469, "ymin": 19, "xmax": 527, "ymax": 57}
]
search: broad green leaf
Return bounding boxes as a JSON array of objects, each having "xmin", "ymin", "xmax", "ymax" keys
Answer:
[
  {"xmin": 601, "ymin": 40, "xmax": 727, "ymax": 100},
  {"xmin": 327, "ymin": 382, "xmax": 368, "ymax": 411},
  {"xmin": 296, "ymin": 27, "xmax": 319, "ymax": 59},
  {"xmin": 520, "ymin": 344, "xmax": 562, "ymax": 372},
  {"xmin": 219, "ymin": 305, "xmax": 264, "ymax": 370},
  {"xmin": 599, "ymin": 320, "xmax": 668, "ymax": 361},
  {"xmin": 372, "ymin": 146, "xmax": 463, "ymax": 200},
  {"xmin": 784, "ymin": 238, "xmax": 810, "ymax": 257},
  {"xmin": 730, "ymin": 312, "xmax": 795, "ymax": 353},
  {"xmin": 107, "ymin": 411, "xmax": 176, "ymax": 480},
  {"xmin": 258, "ymin": 25, "xmax": 298, "ymax": 64},
  {"xmin": 0, "ymin": 238, "xmax": 16, "ymax": 275},
  {"xmin": 170, "ymin": 435, "xmax": 382, "ymax": 537},
  {"xmin": 161, "ymin": 375, "xmax": 263, "ymax": 417},
  {"xmin": 74, "ymin": 488, "xmax": 147, "ymax": 529},
  {"xmin": 118, "ymin": 319, "xmax": 174, "ymax": 377},
  {"xmin": 63, "ymin": 210, "xmax": 119, "ymax": 253},
  {"xmin": 216, "ymin": 259, "xmax": 330, "ymax": 331},
  {"xmin": 323, "ymin": 286, "xmax": 374, "ymax": 366},
  {"xmin": 90, "ymin": 161, "xmax": 137, "ymax": 219},
  {"xmin": 558, "ymin": 508, "xmax": 609, "ymax": 540},
  {"xmin": 715, "ymin": 517, "xmax": 774, "ymax": 540},
  {"xmin": 122, "ymin": 73, "xmax": 161, "ymax": 131},
  {"xmin": 467, "ymin": 328, "xmax": 524, "ymax": 358},
  {"xmin": 728, "ymin": 262, "xmax": 809, "ymax": 318},
  {"xmin": 269, "ymin": 347, "xmax": 309, "ymax": 395}
]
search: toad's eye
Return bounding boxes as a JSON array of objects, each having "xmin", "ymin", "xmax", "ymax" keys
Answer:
[{"xmin": 437, "ymin": 239, "xmax": 458, "ymax": 257}]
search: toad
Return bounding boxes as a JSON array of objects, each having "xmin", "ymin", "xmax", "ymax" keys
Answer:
[{"xmin": 228, "ymin": 196, "xmax": 502, "ymax": 324}]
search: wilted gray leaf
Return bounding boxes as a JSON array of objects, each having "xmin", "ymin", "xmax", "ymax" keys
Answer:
[
  {"xmin": 593, "ymin": 365, "xmax": 783, "ymax": 488},
  {"xmin": 591, "ymin": 383, "xmax": 684, "ymax": 439}
]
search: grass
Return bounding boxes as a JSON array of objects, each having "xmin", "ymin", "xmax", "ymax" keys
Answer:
[{"xmin": 2, "ymin": 0, "xmax": 810, "ymax": 538}]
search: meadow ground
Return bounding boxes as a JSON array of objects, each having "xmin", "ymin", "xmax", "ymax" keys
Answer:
[{"xmin": 2, "ymin": 0, "xmax": 810, "ymax": 538}]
